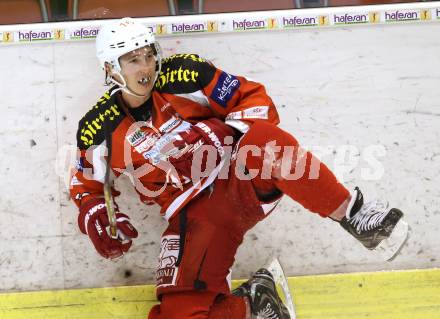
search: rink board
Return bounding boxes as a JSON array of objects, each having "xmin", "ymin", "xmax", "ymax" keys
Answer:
[{"xmin": 1, "ymin": 268, "xmax": 439, "ymax": 319}]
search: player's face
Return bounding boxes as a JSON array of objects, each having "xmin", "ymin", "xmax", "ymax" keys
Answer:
[{"xmin": 118, "ymin": 46, "xmax": 156, "ymax": 97}]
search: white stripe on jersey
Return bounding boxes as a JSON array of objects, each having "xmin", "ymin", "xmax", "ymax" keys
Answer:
[
  {"xmin": 91, "ymin": 141, "xmax": 108, "ymax": 184},
  {"xmin": 163, "ymin": 159, "xmax": 226, "ymax": 221},
  {"xmin": 174, "ymin": 90, "xmax": 210, "ymax": 107},
  {"xmin": 225, "ymin": 119, "xmax": 250, "ymax": 133}
]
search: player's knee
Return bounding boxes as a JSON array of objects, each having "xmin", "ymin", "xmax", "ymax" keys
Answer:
[
  {"xmin": 209, "ymin": 294, "xmax": 248, "ymax": 319},
  {"xmin": 153, "ymin": 291, "xmax": 218, "ymax": 319},
  {"xmin": 241, "ymin": 121, "xmax": 299, "ymax": 149},
  {"xmin": 237, "ymin": 122, "xmax": 300, "ymax": 174}
]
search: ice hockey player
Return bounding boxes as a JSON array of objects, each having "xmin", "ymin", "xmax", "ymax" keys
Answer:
[{"xmin": 70, "ymin": 17, "xmax": 407, "ymax": 318}]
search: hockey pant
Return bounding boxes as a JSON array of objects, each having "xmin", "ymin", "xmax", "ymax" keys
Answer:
[{"xmin": 148, "ymin": 121, "xmax": 349, "ymax": 319}]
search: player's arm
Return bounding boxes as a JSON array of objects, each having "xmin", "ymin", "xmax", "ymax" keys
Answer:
[
  {"xmin": 70, "ymin": 119, "xmax": 138, "ymax": 259},
  {"xmin": 70, "ymin": 148, "xmax": 113, "ymax": 207},
  {"xmin": 198, "ymin": 57, "xmax": 280, "ymax": 133}
]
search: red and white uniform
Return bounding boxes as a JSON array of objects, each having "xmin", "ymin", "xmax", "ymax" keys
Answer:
[
  {"xmin": 70, "ymin": 53, "xmax": 349, "ymax": 319},
  {"xmin": 71, "ymin": 53, "xmax": 280, "ymax": 221}
]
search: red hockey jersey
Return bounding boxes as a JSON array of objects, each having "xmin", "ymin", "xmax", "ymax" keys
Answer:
[{"xmin": 70, "ymin": 53, "xmax": 280, "ymax": 221}]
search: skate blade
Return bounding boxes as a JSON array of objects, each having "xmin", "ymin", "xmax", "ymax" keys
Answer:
[
  {"xmin": 267, "ymin": 258, "xmax": 296, "ymax": 319},
  {"xmin": 374, "ymin": 219, "xmax": 409, "ymax": 261}
]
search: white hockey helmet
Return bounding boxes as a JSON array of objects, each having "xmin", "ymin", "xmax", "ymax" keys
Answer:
[{"xmin": 96, "ymin": 17, "xmax": 162, "ymax": 73}]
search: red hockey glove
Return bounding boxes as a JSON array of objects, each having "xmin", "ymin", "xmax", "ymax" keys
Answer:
[
  {"xmin": 168, "ymin": 118, "xmax": 236, "ymax": 178},
  {"xmin": 78, "ymin": 198, "xmax": 138, "ymax": 259}
]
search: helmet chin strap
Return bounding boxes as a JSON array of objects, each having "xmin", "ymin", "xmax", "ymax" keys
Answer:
[
  {"xmin": 108, "ymin": 70, "xmax": 151, "ymax": 98},
  {"xmin": 106, "ymin": 52, "xmax": 162, "ymax": 99}
]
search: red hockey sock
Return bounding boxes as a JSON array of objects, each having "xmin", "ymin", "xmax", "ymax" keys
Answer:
[
  {"xmin": 209, "ymin": 294, "xmax": 248, "ymax": 319},
  {"xmin": 238, "ymin": 121, "xmax": 349, "ymax": 217},
  {"xmin": 148, "ymin": 291, "xmax": 217, "ymax": 319},
  {"xmin": 148, "ymin": 291, "xmax": 247, "ymax": 319}
]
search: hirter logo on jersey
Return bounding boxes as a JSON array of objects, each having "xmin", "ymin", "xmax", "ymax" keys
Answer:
[{"xmin": 211, "ymin": 72, "xmax": 240, "ymax": 107}]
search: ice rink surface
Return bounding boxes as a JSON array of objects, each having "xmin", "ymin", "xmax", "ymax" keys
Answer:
[{"xmin": 0, "ymin": 21, "xmax": 439, "ymax": 292}]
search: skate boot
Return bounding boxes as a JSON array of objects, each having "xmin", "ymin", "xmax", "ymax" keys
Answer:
[
  {"xmin": 232, "ymin": 268, "xmax": 291, "ymax": 319},
  {"xmin": 340, "ymin": 187, "xmax": 409, "ymax": 260}
]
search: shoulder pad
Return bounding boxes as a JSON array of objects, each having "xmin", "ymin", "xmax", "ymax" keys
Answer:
[
  {"xmin": 155, "ymin": 54, "xmax": 216, "ymax": 93},
  {"xmin": 77, "ymin": 90, "xmax": 125, "ymax": 149}
]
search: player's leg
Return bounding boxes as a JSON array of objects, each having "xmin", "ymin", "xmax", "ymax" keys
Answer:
[
  {"xmin": 209, "ymin": 294, "xmax": 250, "ymax": 318},
  {"xmin": 150, "ymin": 223, "xmax": 249, "ymax": 319},
  {"xmin": 232, "ymin": 267, "xmax": 292, "ymax": 319},
  {"xmin": 148, "ymin": 291, "xmax": 217, "ymax": 319},
  {"xmin": 335, "ymin": 186, "xmax": 407, "ymax": 259},
  {"xmin": 150, "ymin": 149, "xmax": 300, "ymax": 318},
  {"xmin": 237, "ymin": 120, "xmax": 349, "ymax": 217},
  {"xmin": 149, "ymin": 260, "xmax": 289, "ymax": 319},
  {"xmin": 237, "ymin": 121, "xmax": 407, "ymax": 255},
  {"xmin": 148, "ymin": 290, "xmax": 248, "ymax": 319},
  {"xmin": 151, "ymin": 176, "xmax": 265, "ymax": 319},
  {"xmin": 148, "ymin": 274, "xmax": 286, "ymax": 319}
]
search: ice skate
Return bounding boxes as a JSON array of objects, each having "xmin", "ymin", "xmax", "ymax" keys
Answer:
[
  {"xmin": 340, "ymin": 187, "xmax": 409, "ymax": 260},
  {"xmin": 232, "ymin": 259, "xmax": 295, "ymax": 319}
]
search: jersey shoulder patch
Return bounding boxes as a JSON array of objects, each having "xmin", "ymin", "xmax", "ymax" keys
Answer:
[
  {"xmin": 77, "ymin": 90, "xmax": 125, "ymax": 149},
  {"xmin": 155, "ymin": 53, "xmax": 216, "ymax": 93}
]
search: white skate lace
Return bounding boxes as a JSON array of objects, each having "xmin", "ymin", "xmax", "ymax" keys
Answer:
[
  {"xmin": 257, "ymin": 303, "xmax": 279, "ymax": 319},
  {"xmin": 349, "ymin": 200, "xmax": 389, "ymax": 232}
]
